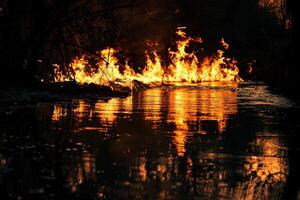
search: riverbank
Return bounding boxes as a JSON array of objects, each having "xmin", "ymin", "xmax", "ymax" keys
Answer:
[
  {"xmin": 0, "ymin": 82, "xmax": 131, "ymax": 107},
  {"xmin": 2, "ymin": 81, "xmax": 298, "ymax": 108}
]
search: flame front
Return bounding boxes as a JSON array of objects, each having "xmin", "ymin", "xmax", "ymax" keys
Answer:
[{"xmin": 55, "ymin": 30, "xmax": 242, "ymax": 87}]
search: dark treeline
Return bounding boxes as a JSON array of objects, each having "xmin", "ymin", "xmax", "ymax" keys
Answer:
[
  {"xmin": 0, "ymin": 0, "xmax": 133, "ymax": 86},
  {"xmin": 284, "ymin": 0, "xmax": 299, "ymax": 95},
  {"xmin": 0, "ymin": 0, "xmax": 299, "ymax": 95}
]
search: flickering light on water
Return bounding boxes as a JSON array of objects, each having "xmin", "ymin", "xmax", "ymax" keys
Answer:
[
  {"xmin": 48, "ymin": 83, "xmax": 290, "ymax": 199},
  {"xmin": 0, "ymin": 82, "xmax": 295, "ymax": 199}
]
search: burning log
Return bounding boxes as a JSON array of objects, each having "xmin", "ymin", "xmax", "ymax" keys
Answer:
[
  {"xmin": 131, "ymin": 80, "xmax": 151, "ymax": 91},
  {"xmin": 45, "ymin": 81, "xmax": 130, "ymax": 97}
]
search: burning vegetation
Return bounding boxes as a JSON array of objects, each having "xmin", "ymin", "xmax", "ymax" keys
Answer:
[{"xmin": 55, "ymin": 29, "xmax": 242, "ymax": 89}]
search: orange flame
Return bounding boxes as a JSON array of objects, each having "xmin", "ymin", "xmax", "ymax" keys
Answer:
[{"xmin": 55, "ymin": 29, "xmax": 242, "ymax": 87}]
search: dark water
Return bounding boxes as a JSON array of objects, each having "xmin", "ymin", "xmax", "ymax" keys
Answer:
[{"xmin": 0, "ymin": 82, "xmax": 299, "ymax": 199}]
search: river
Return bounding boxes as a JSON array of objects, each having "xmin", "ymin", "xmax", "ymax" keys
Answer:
[{"xmin": 0, "ymin": 82, "xmax": 299, "ymax": 199}]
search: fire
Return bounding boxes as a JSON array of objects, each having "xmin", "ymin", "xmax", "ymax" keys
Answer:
[
  {"xmin": 55, "ymin": 29, "xmax": 242, "ymax": 88},
  {"xmin": 136, "ymin": 51, "xmax": 165, "ymax": 83},
  {"xmin": 166, "ymin": 30, "xmax": 199, "ymax": 82}
]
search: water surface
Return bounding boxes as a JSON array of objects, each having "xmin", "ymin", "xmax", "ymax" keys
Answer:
[{"xmin": 0, "ymin": 82, "xmax": 299, "ymax": 199}]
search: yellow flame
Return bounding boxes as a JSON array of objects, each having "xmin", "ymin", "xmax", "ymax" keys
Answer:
[
  {"xmin": 166, "ymin": 30, "xmax": 199, "ymax": 82},
  {"xmin": 137, "ymin": 51, "xmax": 164, "ymax": 83},
  {"xmin": 55, "ymin": 30, "xmax": 242, "ymax": 87}
]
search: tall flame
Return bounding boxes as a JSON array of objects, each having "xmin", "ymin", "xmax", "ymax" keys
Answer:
[{"xmin": 55, "ymin": 29, "xmax": 242, "ymax": 87}]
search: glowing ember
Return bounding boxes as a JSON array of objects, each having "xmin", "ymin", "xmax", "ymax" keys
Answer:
[{"xmin": 55, "ymin": 29, "xmax": 242, "ymax": 88}]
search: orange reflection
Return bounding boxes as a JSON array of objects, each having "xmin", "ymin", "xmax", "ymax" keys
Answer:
[
  {"xmin": 167, "ymin": 89, "xmax": 191, "ymax": 156},
  {"xmin": 48, "ymin": 84, "xmax": 289, "ymax": 199},
  {"xmin": 166, "ymin": 83, "xmax": 238, "ymax": 156},
  {"xmin": 52, "ymin": 83, "xmax": 238, "ymax": 156},
  {"xmin": 67, "ymin": 152, "xmax": 96, "ymax": 192},
  {"xmin": 94, "ymin": 96, "xmax": 132, "ymax": 126},
  {"xmin": 73, "ymin": 100, "xmax": 89, "ymax": 121},
  {"xmin": 138, "ymin": 156, "xmax": 147, "ymax": 182},
  {"xmin": 52, "ymin": 105, "xmax": 65, "ymax": 121},
  {"xmin": 233, "ymin": 135, "xmax": 288, "ymax": 200},
  {"xmin": 95, "ymin": 99, "xmax": 119, "ymax": 123},
  {"xmin": 245, "ymin": 136, "xmax": 287, "ymax": 181},
  {"xmin": 136, "ymin": 89, "xmax": 163, "ymax": 122},
  {"xmin": 132, "ymin": 83, "xmax": 238, "ymax": 156}
]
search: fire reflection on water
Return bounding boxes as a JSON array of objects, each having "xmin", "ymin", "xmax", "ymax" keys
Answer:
[
  {"xmin": 94, "ymin": 97, "xmax": 133, "ymax": 124},
  {"xmin": 68, "ymin": 152, "xmax": 96, "ymax": 193},
  {"xmin": 49, "ymin": 83, "xmax": 288, "ymax": 199},
  {"xmin": 165, "ymin": 85, "xmax": 238, "ymax": 156},
  {"xmin": 233, "ymin": 135, "xmax": 288, "ymax": 200}
]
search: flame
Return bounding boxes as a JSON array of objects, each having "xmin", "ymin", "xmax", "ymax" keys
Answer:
[
  {"xmin": 166, "ymin": 30, "xmax": 199, "ymax": 82},
  {"xmin": 55, "ymin": 29, "xmax": 242, "ymax": 87},
  {"xmin": 136, "ymin": 51, "xmax": 164, "ymax": 83}
]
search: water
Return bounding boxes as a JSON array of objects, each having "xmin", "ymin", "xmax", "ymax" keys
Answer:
[{"xmin": 0, "ymin": 82, "xmax": 299, "ymax": 199}]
